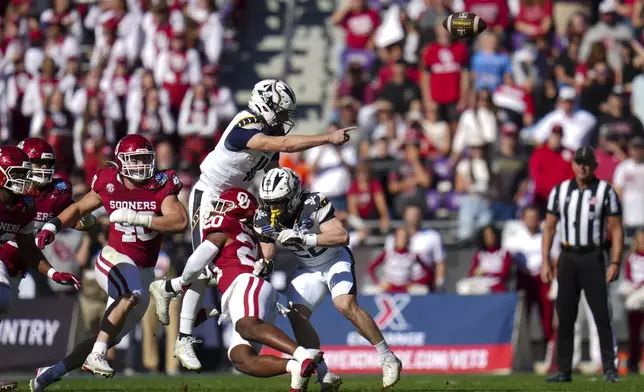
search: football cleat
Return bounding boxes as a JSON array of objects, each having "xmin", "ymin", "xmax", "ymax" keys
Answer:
[
  {"xmin": 382, "ymin": 354, "xmax": 402, "ymax": 389},
  {"xmin": 0, "ymin": 379, "xmax": 16, "ymax": 391},
  {"xmin": 29, "ymin": 366, "xmax": 61, "ymax": 392},
  {"xmin": 174, "ymin": 336, "xmax": 203, "ymax": 371},
  {"xmin": 82, "ymin": 352, "xmax": 114, "ymax": 378},
  {"xmin": 149, "ymin": 280, "xmax": 178, "ymax": 325},
  {"xmin": 320, "ymin": 371, "xmax": 342, "ymax": 392},
  {"xmin": 300, "ymin": 350, "xmax": 323, "ymax": 378}
]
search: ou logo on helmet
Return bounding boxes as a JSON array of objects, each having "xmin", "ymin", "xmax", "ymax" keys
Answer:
[{"xmin": 237, "ymin": 192, "xmax": 251, "ymax": 209}]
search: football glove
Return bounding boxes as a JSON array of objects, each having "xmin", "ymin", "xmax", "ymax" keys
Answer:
[
  {"xmin": 109, "ymin": 208, "xmax": 153, "ymax": 228},
  {"xmin": 277, "ymin": 229, "xmax": 304, "ymax": 245},
  {"xmin": 253, "ymin": 258, "xmax": 274, "ymax": 278},
  {"xmin": 50, "ymin": 271, "xmax": 83, "ymax": 291}
]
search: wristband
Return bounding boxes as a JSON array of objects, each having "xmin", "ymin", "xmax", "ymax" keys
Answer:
[
  {"xmin": 304, "ymin": 234, "xmax": 318, "ymax": 247},
  {"xmin": 45, "ymin": 217, "xmax": 62, "ymax": 233},
  {"xmin": 47, "ymin": 269, "xmax": 57, "ymax": 279},
  {"xmin": 79, "ymin": 214, "xmax": 96, "ymax": 229}
]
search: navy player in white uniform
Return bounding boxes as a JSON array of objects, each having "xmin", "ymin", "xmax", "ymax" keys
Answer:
[
  {"xmin": 254, "ymin": 168, "xmax": 403, "ymax": 390},
  {"xmin": 149, "ymin": 79, "xmax": 354, "ymax": 370}
]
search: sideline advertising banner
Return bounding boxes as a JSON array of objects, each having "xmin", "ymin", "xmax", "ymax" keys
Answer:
[
  {"xmin": 263, "ymin": 293, "xmax": 518, "ymax": 374},
  {"xmin": 0, "ymin": 297, "xmax": 77, "ymax": 370}
]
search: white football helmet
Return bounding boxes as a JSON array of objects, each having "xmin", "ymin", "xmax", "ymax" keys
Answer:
[
  {"xmin": 259, "ymin": 167, "xmax": 302, "ymax": 218},
  {"xmin": 248, "ymin": 79, "xmax": 297, "ymax": 133}
]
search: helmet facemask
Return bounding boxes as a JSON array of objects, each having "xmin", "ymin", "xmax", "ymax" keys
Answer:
[
  {"xmin": 29, "ymin": 158, "xmax": 55, "ymax": 186},
  {"xmin": 118, "ymin": 151, "xmax": 155, "ymax": 181},
  {"xmin": 1, "ymin": 164, "xmax": 33, "ymax": 195}
]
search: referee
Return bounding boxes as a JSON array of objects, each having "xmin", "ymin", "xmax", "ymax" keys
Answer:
[{"xmin": 541, "ymin": 147, "xmax": 623, "ymax": 383}]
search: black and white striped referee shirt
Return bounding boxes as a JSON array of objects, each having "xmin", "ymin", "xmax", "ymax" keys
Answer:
[{"xmin": 546, "ymin": 178, "xmax": 621, "ymax": 248}]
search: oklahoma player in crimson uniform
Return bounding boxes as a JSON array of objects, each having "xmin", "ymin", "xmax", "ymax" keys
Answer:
[
  {"xmin": 30, "ymin": 134, "xmax": 187, "ymax": 389},
  {"xmin": 154, "ymin": 188, "xmax": 323, "ymax": 391},
  {"xmin": 0, "ymin": 146, "xmax": 81, "ymax": 392}
]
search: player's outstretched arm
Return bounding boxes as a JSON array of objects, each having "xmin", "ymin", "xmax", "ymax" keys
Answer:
[
  {"xmin": 16, "ymin": 232, "xmax": 82, "ymax": 290},
  {"xmin": 247, "ymin": 126, "xmax": 356, "ymax": 153},
  {"xmin": 35, "ymin": 190, "xmax": 104, "ymax": 249}
]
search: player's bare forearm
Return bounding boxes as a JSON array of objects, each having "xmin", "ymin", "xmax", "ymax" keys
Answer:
[
  {"xmin": 318, "ymin": 218, "xmax": 349, "ymax": 247},
  {"xmin": 542, "ymin": 214, "xmax": 557, "ymax": 265},
  {"xmin": 58, "ymin": 190, "xmax": 103, "ymax": 230},
  {"xmin": 248, "ymin": 133, "xmax": 331, "ymax": 153},
  {"xmin": 260, "ymin": 241, "xmax": 277, "ymax": 260},
  {"xmin": 608, "ymin": 216, "xmax": 624, "ymax": 264},
  {"xmin": 16, "ymin": 232, "xmax": 51, "ymax": 272},
  {"xmin": 152, "ymin": 196, "xmax": 188, "ymax": 233}
]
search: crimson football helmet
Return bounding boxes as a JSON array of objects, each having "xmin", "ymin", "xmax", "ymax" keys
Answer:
[
  {"xmin": 211, "ymin": 188, "xmax": 258, "ymax": 222},
  {"xmin": 0, "ymin": 146, "xmax": 32, "ymax": 195},
  {"xmin": 115, "ymin": 134, "xmax": 155, "ymax": 181},
  {"xmin": 17, "ymin": 137, "xmax": 56, "ymax": 186}
]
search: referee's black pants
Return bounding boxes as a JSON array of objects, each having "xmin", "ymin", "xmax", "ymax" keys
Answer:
[{"xmin": 556, "ymin": 249, "xmax": 616, "ymax": 373}]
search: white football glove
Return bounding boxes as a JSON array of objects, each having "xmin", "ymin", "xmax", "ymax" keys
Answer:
[
  {"xmin": 109, "ymin": 208, "xmax": 153, "ymax": 228},
  {"xmin": 277, "ymin": 229, "xmax": 304, "ymax": 245},
  {"xmin": 253, "ymin": 258, "xmax": 274, "ymax": 277}
]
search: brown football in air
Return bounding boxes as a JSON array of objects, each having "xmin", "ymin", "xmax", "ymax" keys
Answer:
[{"xmin": 442, "ymin": 12, "xmax": 487, "ymax": 38}]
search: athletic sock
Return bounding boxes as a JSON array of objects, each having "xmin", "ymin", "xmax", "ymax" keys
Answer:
[
  {"xmin": 292, "ymin": 346, "xmax": 308, "ymax": 363},
  {"xmin": 286, "ymin": 360, "xmax": 302, "ymax": 388},
  {"xmin": 375, "ymin": 340, "xmax": 393, "ymax": 360},
  {"xmin": 179, "ymin": 283, "xmax": 205, "ymax": 336},
  {"xmin": 91, "ymin": 341, "xmax": 108, "ymax": 355}
]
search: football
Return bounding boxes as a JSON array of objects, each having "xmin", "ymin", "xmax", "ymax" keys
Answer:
[{"xmin": 442, "ymin": 12, "xmax": 487, "ymax": 38}]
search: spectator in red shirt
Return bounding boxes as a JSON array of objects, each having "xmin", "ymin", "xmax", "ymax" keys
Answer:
[
  {"xmin": 595, "ymin": 129, "xmax": 627, "ymax": 182},
  {"xmin": 456, "ymin": 225, "xmax": 512, "ymax": 294},
  {"xmin": 368, "ymin": 228, "xmax": 432, "ymax": 293},
  {"xmin": 420, "ymin": 24, "xmax": 469, "ymax": 131},
  {"xmin": 331, "ymin": 0, "xmax": 380, "ymax": 50},
  {"xmin": 463, "ymin": 0, "xmax": 510, "ymax": 33},
  {"xmin": 347, "ymin": 162, "xmax": 391, "ymax": 233},
  {"xmin": 529, "ymin": 125, "xmax": 575, "ymax": 212},
  {"xmin": 513, "ymin": 0, "xmax": 553, "ymax": 49}
]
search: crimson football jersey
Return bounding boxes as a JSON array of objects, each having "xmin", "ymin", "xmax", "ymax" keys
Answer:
[
  {"xmin": 0, "ymin": 196, "xmax": 37, "ymax": 276},
  {"xmin": 203, "ymin": 215, "xmax": 259, "ymax": 294},
  {"xmin": 0, "ymin": 179, "xmax": 74, "ymax": 276},
  {"xmin": 91, "ymin": 167, "xmax": 183, "ymax": 268}
]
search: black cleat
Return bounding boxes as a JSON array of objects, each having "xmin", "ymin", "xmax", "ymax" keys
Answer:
[
  {"xmin": 604, "ymin": 369, "xmax": 619, "ymax": 383},
  {"xmin": 546, "ymin": 372, "xmax": 572, "ymax": 382}
]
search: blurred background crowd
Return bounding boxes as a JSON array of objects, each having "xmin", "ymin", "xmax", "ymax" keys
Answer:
[{"xmin": 1, "ymin": 0, "xmax": 644, "ymax": 377}]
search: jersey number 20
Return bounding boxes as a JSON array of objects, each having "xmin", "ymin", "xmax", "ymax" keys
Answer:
[
  {"xmin": 206, "ymin": 215, "xmax": 257, "ymax": 267},
  {"xmin": 115, "ymin": 212, "xmax": 158, "ymax": 243}
]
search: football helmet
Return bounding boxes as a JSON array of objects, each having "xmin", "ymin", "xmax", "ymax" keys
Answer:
[
  {"xmin": 248, "ymin": 79, "xmax": 297, "ymax": 133},
  {"xmin": 17, "ymin": 137, "xmax": 56, "ymax": 186},
  {"xmin": 0, "ymin": 146, "xmax": 32, "ymax": 195},
  {"xmin": 115, "ymin": 134, "xmax": 156, "ymax": 181},
  {"xmin": 211, "ymin": 188, "xmax": 258, "ymax": 222},
  {"xmin": 259, "ymin": 168, "xmax": 302, "ymax": 219}
]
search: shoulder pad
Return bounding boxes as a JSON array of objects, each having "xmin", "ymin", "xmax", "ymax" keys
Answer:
[
  {"xmin": 235, "ymin": 116, "xmax": 265, "ymax": 128},
  {"xmin": 300, "ymin": 193, "xmax": 327, "ymax": 214},
  {"xmin": 253, "ymin": 209, "xmax": 277, "ymax": 241}
]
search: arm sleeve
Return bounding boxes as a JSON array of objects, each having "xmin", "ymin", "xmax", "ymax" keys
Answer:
[
  {"xmin": 224, "ymin": 127, "xmax": 263, "ymax": 152},
  {"xmin": 546, "ymin": 185, "xmax": 560, "ymax": 216},
  {"xmin": 603, "ymin": 185, "xmax": 622, "ymax": 216},
  {"xmin": 18, "ymin": 220, "xmax": 35, "ymax": 234}
]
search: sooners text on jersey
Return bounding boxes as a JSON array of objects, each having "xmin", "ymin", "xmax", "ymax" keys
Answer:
[
  {"xmin": 0, "ymin": 179, "xmax": 73, "ymax": 276},
  {"xmin": 203, "ymin": 214, "xmax": 259, "ymax": 294},
  {"xmin": 92, "ymin": 167, "xmax": 182, "ymax": 268},
  {"xmin": 0, "ymin": 196, "xmax": 37, "ymax": 276}
]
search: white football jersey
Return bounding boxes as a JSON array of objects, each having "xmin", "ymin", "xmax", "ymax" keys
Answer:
[
  {"xmin": 199, "ymin": 110, "xmax": 277, "ymax": 194},
  {"xmin": 255, "ymin": 192, "xmax": 344, "ymax": 268}
]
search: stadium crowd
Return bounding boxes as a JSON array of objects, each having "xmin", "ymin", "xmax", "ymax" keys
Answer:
[{"xmin": 1, "ymin": 0, "xmax": 644, "ymax": 377}]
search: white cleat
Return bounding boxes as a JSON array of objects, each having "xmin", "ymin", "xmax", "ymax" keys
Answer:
[
  {"xmin": 82, "ymin": 352, "xmax": 114, "ymax": 378},
  {"xmin": 149, "ymin": 280, "xmax": 178, "ymax": 325},
  {"xmin": 382, "ymin": 354, "xmax": 402, "ymax": 389},
  {"xmin": 29, "ymin": 366, "xmax": 61, "ymax": 392},
  {"xmin": 174, "ymin": 336, "xmax": 203, "ymax": 371},
  {"xmin": 320, "ymin": 371, "xmax": 342, "ymax": 392}
]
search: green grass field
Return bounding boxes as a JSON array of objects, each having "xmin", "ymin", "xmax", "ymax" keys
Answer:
[{"xmin": 12, "ymin": 374, "xmax": 644, "ymax": 392}]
